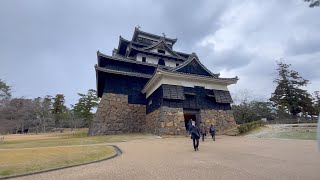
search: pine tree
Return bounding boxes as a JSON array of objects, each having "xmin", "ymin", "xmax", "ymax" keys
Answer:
[
  {"xmin": 0, "ymin": 79, "xmax": 11, "ymax": 101},
  {"xmin": 312, "ymin": 91, "xmax": 320, "ymax": 115},
  {"xmin": 72, "ymin": 89, "xmax": 99, "ymax": 127},
  {"xmin": 270, "ymin": 61, "xmax": 313, "ymax": 118},
  {"xmin": 52, "ymin": 94, "xmax": 67, "ymax": 127},
  {"xmin": 305, "ymin": 0, "xmax": 320, "ymax": 7}
]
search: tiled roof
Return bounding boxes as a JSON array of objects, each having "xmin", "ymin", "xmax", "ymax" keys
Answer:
[
  {"xmin": 95, "ymin": 65, "xmax": 152, "ymax": 79},
  {"xmin": 170, "ymin": 53, "xmax": 220, "ymax": 78},
  {"xmin": 98, "ymin": 51, "xmax": 172, "ymax": 69},
  {"xmin": 132, "ymin": 27, "xmax": 177, "ymax": 44},
  {"xmin": 128, "ymin": 45, "xmax": 187, "ymax": 61},
  {"xmin": 160, "ymin": 67, "xmax": 238, "ymax": 81}
]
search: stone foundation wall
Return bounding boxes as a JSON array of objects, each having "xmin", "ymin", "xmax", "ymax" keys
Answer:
[
  {"xmin": 89, "ymin": 94, "xmax": 236, "ymax": 136},
  {"xmin": 200, "ymin": 109, "xmax": 236, "ymax": 134},
  {"xmin": 146, "ymin": 106, "xmax": 186, "ymax": 135},
  {"xmin": 160, "ymin": 107, "xmax": 185, "ymax": 135},
  {"xmin": 145, "ymin": 108, "xmax": 161, "ymax": 135},
  {"xmin": 88, "ymin": 93, "xmax": 146, "ymax": 136}
]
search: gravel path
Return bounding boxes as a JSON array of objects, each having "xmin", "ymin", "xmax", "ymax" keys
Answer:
[{"xmin": 14, "ymin": 136, "xmax": 320, "ymax": 180}]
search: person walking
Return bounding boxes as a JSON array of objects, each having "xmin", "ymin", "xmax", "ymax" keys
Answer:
[
  {"xmin": 209, "ymin": 124, "xmax": 216, "ymax": 141},
  {"xmin": 200, "ymin": 122, "xmax": 207, "ymax": 141},
  {"xmin": 190, "ymin": 121, "xmax": 200, "ymax": 151},
  {"xmin": 187, "ymin": 119, "xmax": 192, "ymax": 135}
]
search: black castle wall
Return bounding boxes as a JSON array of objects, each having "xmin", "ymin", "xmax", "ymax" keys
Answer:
[
  {"xmin": 104, "ymin": 74, "xmax": 149, "ymax": 105},
  {"xmin": 146, "ymin": 85, "xmax": 231, "ymax": 114},
  {"xmin": 100, "ymin": 57, "xmax": 156, "ymax": 75},
  {"xmin": 146, "ymin": 86, "xmax": 163, "ymax": 114}
]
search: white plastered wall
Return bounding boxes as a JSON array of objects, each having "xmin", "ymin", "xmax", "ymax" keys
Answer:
[
  {"xmin": 136, "ymin": 53, "xmax": 179, "ymax": 67},
  {"xmin": 146, "ymin": 75, "xmax": 229, "ymax": 97}
]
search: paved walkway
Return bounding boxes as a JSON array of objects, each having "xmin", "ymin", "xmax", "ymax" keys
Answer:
[{"xmin": 15, "ymin": 136, "xmax": 320, "ymax": 180}]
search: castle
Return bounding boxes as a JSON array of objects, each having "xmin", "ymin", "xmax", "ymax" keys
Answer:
[{"xmin": 89, "ymin": 28, "xmax": 238, "ymax": 136}]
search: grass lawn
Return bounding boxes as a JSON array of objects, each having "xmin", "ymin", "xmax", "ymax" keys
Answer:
[
  {"xmin": 0, "ymin": 129, "xmax": 155, "ymax": 178},
  {"xmin": 257, "ymin": 130, "xmax": 317, "ymax": 140},
  {"xmin": 246, "ymin": 124, "xmax": 317, "ymax": 140},
  {"xmin": 0, "ymin": 129, "xmax": 155, "ymax": 149},
  {"xmin": 0, "ymin": 145, "xmax": 115, "ymax": 177}
]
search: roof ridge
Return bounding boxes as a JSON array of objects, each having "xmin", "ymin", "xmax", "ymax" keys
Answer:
[
  {"xmin": 129, "ymin": 46, "xmax": 187, "ymax": 61},
  {"xmin": 97, "ymin": 51, "xmax": 175, "ymax": 69},
  {"xmin": 132, "ymin": 27, "xmax": 177, "ymax": 44}
]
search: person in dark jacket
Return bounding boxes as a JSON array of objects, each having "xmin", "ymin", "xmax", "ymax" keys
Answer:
[
  {"xmin": 190, "ymin": 121, "xmax": 200, "ymax": 151},
  {"xmin": 209, "ymin": 124, "xmax": 216, "ymax": 141},
  {"xmin": 199, "ymin": 122, "xmax": 207, "ymax": 141}
]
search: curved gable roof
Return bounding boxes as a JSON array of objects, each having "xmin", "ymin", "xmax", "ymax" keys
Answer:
[
  {"xmin": 141, "ymin": 38, "xmax": 183, "ymax": 58},
  {"xmin": 171, "ymin": 53, "xmax": 220, "ymax": 78}
]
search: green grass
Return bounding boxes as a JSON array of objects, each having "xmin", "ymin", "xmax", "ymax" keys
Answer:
[
  {"xmin": 252, "ymin": 130, "xmax": 317, "ymax": 140},
  {"xmin": 256, "ymin": 130, "xmax": 316, "ymax": 140},
  {"xmin": 0, "ymin": 145, "xmax": 115, "ymax": 178}
]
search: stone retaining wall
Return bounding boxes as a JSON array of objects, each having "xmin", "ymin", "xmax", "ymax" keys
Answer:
[
  {"xmin": 145, "ymin": 108, "xmax": 161, "ymax": 135},
  {"xmin": 159, "ymin": 107, "xmax": 185, "ymax": 135},
  {"xmin": 146, "ymin": 106, "xmax": 186, "ymax": 135},
  {"xmin": 88, "ymin": 93, "xmax": 146, "ymax": 136},
  {"xmin": 89, "ymin": 94, "xmax": 236, "ymax": 136},
  {"xmin": 200, "ymin": 109, "xmax": 236, "ymax": 134}
]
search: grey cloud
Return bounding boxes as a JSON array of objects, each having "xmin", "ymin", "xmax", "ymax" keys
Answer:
[
  {"xmin": 0, "ymin": 0, "xmax": 319, "ymax": 105},
  {"xmin": 286, "ymin": 38, "xmax": 320, "ymax": 56},
  {"xmin": 197, "ymin": 46, "xmax": 253, "ymax": 71}
]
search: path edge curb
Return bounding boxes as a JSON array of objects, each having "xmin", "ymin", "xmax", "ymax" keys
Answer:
[{"xmin": 0, "ymin": 145, "xmax": 122, "ymax": 180}]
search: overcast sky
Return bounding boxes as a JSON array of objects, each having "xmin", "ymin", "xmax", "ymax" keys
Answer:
[{"xmin": 0, "ymin": 0, "xmax": 319, "ymax": 105}]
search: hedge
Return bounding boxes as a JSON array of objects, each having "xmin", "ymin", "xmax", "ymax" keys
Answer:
[{"xmin": 237, "ymin": 120, "xmax": 265, "ymax": 134}]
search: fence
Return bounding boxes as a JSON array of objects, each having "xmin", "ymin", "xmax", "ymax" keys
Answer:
[{"xmin": 267, "ymin": 117, "xmax": 318, "ymax": 124}]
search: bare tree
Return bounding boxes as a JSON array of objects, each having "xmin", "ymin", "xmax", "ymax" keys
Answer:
[
  {"xmin": 62, "ymin": 110, "xmax": 84, "ymax": 132},
  {"xmin": 232, "ymin": 89, "xmax": 276, "ymax": 124},
  {"xmin": 0, "ymin": 98, "xmax": 32, "ymax": 133},
  {"xmin": 28, "ymin": 97, "xmax": 54, "ymax": 134}
]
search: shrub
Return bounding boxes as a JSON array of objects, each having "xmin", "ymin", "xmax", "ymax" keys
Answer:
[{"xmin": 237, "ymin": 120, "xmax": 265, "ymax": 134}]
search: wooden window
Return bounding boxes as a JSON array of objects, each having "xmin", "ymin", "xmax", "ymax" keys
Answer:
[
  {"xmin": 158, "ymin": 59, "xmax": 165, "ymax": 66},
  {"xmin": 176, "ymin": 63, "xmax": 179, "ymax": 67},
  {"xmin": 157, "ymin": 49, "xmax": 165, "ymax": 54},
  {"xmin": 142, "ymin": 57, "xmax": 146, "ymax": 62}
]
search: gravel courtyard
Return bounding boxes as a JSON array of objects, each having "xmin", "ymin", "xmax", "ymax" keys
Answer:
[{"xmin": 16, "ymin": 136, "xmax": 320, "ymax": 180}]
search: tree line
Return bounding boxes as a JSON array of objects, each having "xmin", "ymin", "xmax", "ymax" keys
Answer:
[
  {"xmin": 233, "ymin": 61, "xmax": 320, "ymax": 124},
  {"xmin": 0, "ymin": 82, "xmax": 100, "ymax": 134},
  {"xmin": 1, "ymin": 61, "xmax": 319, "ymax": 132}
]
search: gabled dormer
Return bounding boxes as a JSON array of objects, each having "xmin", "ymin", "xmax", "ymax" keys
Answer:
[
  {"xmin": 141, "ymin": 38, "xmax": 182, "ymax": 58},
  {"xmin": 171, "ymin": 53, "xmax": 220, "ymax": 77}
]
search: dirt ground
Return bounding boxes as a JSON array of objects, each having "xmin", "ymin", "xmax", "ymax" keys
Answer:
[{"xmin": 15, "ymin": 135, "xmax": 320, "ymax": 180}]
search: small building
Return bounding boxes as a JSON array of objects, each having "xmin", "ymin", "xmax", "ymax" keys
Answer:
[{"xmin": 89, "ymin": 28, "xmax": 238, "ymax": 136}]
